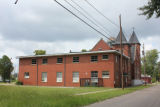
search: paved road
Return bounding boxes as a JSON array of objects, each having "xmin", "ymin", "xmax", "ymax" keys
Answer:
[{"xmin": 86, "ymin": 85, "xmax": 160, "ymax": 107}]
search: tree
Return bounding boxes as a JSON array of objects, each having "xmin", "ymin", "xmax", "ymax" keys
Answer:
[
  {"xmin": 81, "ymin": 49, "xmax": 87, "ymax": 52},
  {"xmin": 34, "ymin": 50, "xmax": 46, "ymax": 55},
  {"xmin": 0, "ymin": 55, "xmax": 14, "ymax": 82},
  {"xmin": 139, "ymin": 0, "xmax": 160, "ymax": 19},
  {"xmin": 141, "ymin": 49, "xmax": 159, "ymax": 78}
]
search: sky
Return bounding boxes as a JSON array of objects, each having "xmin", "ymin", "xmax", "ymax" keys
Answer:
[{"xmin": 0, "ymin": 0, "xmax": 160, "ymax": 73}]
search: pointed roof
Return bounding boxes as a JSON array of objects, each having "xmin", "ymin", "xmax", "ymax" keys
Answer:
[
  {"xmin": 129, "ymin": 31, "xmax": 140, "ymax": 44},
  {"xmin": 114, "ymin": 31, "xmax": 128, "ymax": 44}
]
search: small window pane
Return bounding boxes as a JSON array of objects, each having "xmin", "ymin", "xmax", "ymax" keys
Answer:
[
  {"xmin": 57, "ymin": 58, "xmax": 63, "ymax": 63},
  {"xmin": 73, "ymin": 57, "xmax": 79, "ymax": 62},
  {"xmin": 32, "ymin": 59, "xmax": 37, "ymax": 64},
  {"xmin": 102, "ymin": 71, "xmax": 110, "ymax": 78},
  {"xmin": 91, "ymin": 56, "xmax": 98, "ymax": 62},
  {"xmin": 42, "ymin": 72, "xmax": 47, "ymax": 82},
  {"xmin": 102, "ymin": 55, "xmax": 109, "ymax": 60},
  {"xmin": 57, "ymin": 72, "xmax": 62, "ymax": 82},
  {"xmin": 73, "ymin": 72, "xmax": 79, "ymax": 83},
  {"xmin": 42, "ymin": 58, "xmax": 48, "ymax": 64},
  {"xmin": 24, "ymin": 72, "xmax": 29, "ymax": 78},
  {"xmin": 91, "ymin": 71, "xmax": 98, "ymax": 78}
]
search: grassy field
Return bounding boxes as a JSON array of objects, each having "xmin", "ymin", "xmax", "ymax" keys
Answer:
[{"xmin": 0, "ymin": 85, "xmax": 151, "ymax": 107}]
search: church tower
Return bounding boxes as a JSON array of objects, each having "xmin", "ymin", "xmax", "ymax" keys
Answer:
[{"xmin": 129, "ymin": 31, "xmax": 141, "ymax": 80}]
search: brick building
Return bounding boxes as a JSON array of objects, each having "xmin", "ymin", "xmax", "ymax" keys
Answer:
[{"xmin": 17, "ymin": 30, "xmax": 141, "ymax": 88}]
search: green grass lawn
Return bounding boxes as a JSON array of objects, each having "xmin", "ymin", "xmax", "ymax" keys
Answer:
[{"xmin": 0, "ymin": 85, "xmax": 151, "ymax": 107}]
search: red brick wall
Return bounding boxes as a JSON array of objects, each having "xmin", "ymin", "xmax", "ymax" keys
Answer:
[
  {"xmin": 112, "ymin": 44, "xmax": 130, "ymax": 57},
  {"xmin": 91, "ymin": 39, "xmax": 111, "ymax": 51},
  {"xmin": 18, "ymin": 53, "xmax": 116, "ymax": 88}
]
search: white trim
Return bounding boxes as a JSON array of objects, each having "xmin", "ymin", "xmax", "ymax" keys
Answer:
[{"xmin": 17, "ymin": 50, "xmax": 130, "ymax": 59}]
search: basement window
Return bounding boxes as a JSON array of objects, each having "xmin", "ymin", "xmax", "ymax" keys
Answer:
[
  {"xmin": 42, "ymin": 72, "xmax": 47, "ymax": 82},
  {"xmin": 57, "ymin": 58, "xmax": 63, "ymax": 63},
  {"xmin": 32, "ymin": 59, "xmax": 37, "ymax": 64},
  {"xmin": 91, "ymin": 56, "xmax": 98, "ymax": 62},
  {"xmin": 42, "ymin": 58, "xmax": 48, "ymax": 64},
  {"xmin": 102, "ymin": 55, "xmax": 109, "ymax": 60},
  {"xmin": 73, "ymin": 57, "xmax": 79, "ymax": 63},
  {"xmin": 102, "ymin": 71, "xmax": 110, "ymax": 78},
  {"xmin": 24, "ymin": 72, "xmax": 29, "ymax": 79}
]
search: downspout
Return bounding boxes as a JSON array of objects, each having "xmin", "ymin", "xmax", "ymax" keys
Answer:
[
  {"xmin": 37, "ymin": 58, "xmax": 38, "ymax": 86},
  {"xmin": 64, "ymin": 56, "xmax": 66, "ymax": 86}
]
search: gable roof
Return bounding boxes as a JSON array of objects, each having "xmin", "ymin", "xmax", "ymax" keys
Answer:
[
  {"xmin": 114, "ymin": 30, "xmax": 128, "ymax": 44},
  {"xmin": 129, "ymin": 31, "xmax": 140, "ymax": 44}
]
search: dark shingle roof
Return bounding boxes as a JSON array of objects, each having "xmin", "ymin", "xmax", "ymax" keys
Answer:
[
  {"xmin": 129, "ymin": 31, "xmax": 140, "ymax": 44},
  {"xmin": 114, "ymin": 31, "xmax": 128, "ymax": 44}
]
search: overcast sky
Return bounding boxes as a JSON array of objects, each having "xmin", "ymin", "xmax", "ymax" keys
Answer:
[{"xmin": 0, "ymin": 0, "xmax": 160, "ymax": 73}]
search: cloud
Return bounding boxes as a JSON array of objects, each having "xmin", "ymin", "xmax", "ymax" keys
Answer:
[{"xmin": 0, "ymin": 0, "xmax": 160, "ymax": 72}]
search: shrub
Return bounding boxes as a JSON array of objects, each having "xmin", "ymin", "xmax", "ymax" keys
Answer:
[
  {"xmin": 16, "ymin": 80, "xmax": 23, "ymax": 85},
  {"xmin": 152, "ymin": 78, "xmax": 156, "ymax": 83}
]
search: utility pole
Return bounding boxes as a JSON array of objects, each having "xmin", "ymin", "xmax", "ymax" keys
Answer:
[
  {"xmin": 142, "ymin": 43, "xmax": 146, "ymax": 85},
  {"xmin": 14, "ymin": 0, "xmax": 19, "ymax": 4},
  {"xmin": 119, "ymin": 15, "xmax": 124, "ymax": 90}
]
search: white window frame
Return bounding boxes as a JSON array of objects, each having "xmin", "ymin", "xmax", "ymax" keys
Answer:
[
  {"xmin": 102, "ymin": 71, "xmax": 110, "ymax": 78},
  {"xmin": 72, "ymin": 72, "xmax": 79, "ymax": 83},
  {"xmin": 24, "ymin": 72, "xmax": 29, "ymax": 79},
  {"xmin": 56, "ymin": 72, "xmax": 62, "ymax": 82},
  {"xmin": 42, "ymin": 72, "xmax": 47, "ymax": 82}
]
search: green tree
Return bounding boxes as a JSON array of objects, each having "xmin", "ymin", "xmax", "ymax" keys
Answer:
[
  {"xmin": 141, "ymin": 49, "xmax": 159, "ymax": 78},
  {"xmin": 139, "ymin": 0, "xmax": 160, "ymax": 19},
  {"xmin": 81, "ymin": 49, "xmax": 87, "ymax": 52},
  {"xmin": 34, "ymin": 50, "xmax": 46, "ymax": 55},
  {"xmin": 0, "ymin": 55, "xmax": 14, "ymax": 82}
]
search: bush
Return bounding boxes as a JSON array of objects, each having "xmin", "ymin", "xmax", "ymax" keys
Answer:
[
  {"xmin": 16, "ymin": 80, "xmax": 23, "ymax": 85},
  {"xmin": 152, "ymin": 78, "xmax": 156, "ymax": 83}
]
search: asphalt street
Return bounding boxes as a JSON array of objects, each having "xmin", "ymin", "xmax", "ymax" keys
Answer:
[{"xmin": 86, "ymin": 84, "xmax": 160, "ymax": 107}]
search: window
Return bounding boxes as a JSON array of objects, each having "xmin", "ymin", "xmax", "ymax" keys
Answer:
[
  {"xmin": 102, "ymin": 55, "xmax": 109, "ymax": 60},
  {"xmin": 91, "ymin": 71, "xmax": 98, "ymax": 83},
  {"xmin": 24, "ymin": 72, "xmax": 29, "ymax": 78},
  {"xmin": 32, "ymin": 59, "xmax": 37, "ymax": 64},
  {"xmin": 42, "ymin": 72, "xmax": 47, "ymax": 82},
  {"xmin": 57, "ymin": 58, "xmax": 63, "ymax": 63},
  {"xmin": 91, "ymin": 71, "xmax": 98, "ymax": 78},
  {"xmin": 116, "ymin": 56, "xmax": 118, "ymax": 63},
  {"xmin": 102, "ymin": 71, "xmax": 110, "ymax": 78},
  {"xmin": 73, "ymin": 57, "xmax": 79, "ymax": 63},
  {"xmin": 72, "ymin": 72, "xmax": 79, "ymax": 83},
  {"xmin": 42, "ymin": 58, "xmax": 48, "ymax": 64},
  {"xmin": 91, "ymin": 56, "xmax": 98, "ymax": 62},
  {"xmin": 56, "ymin": 72, "xmax": 62, "ymax": 82}
]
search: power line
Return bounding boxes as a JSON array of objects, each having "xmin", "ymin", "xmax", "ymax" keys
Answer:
[
  {"xmin": 84, "ymin": 0, "xmax": 119, "ymax": 28},
  {"xmin": 70, "ymin": 0, "xmax": 114, "ymax": 36},
  {"xmin": 63, "ymin": 0, "xmax": 112, "ymax": 36},
  {"xmin": 54, "ymin": 0, "xmax": 114, "ymax": 42}
]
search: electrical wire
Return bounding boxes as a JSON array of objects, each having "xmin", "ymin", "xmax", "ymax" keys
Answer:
[
  {"xmin": 84, "ymin": 0, "xmax": 119, "ymax": 28},
  {"xmin": 70, "ymin": 0, "xmax": 113, "ymax": 35},
  {"xmin": 63, "ymin": 0, "xmax": 112, "ymax": 36},
  {"xmin": 54, "ymin": 0, "xmax": 115, "ymax": 42}
]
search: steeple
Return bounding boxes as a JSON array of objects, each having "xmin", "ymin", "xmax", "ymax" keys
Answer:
[
  {"xmin": 129, "ymin": 31, "xmax": 140, "ymax": 44},
  {"xmin": 114, "ymin": 30, "xmax": 128, "ymax": 44}
]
